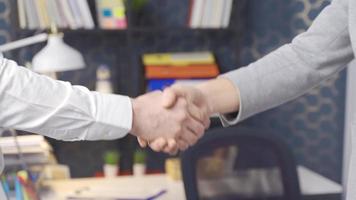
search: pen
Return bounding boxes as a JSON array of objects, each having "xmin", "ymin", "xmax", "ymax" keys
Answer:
[
  {"xmin": 1, "ymin": 176, "xmax": 10, "ymax": 197},
  {"xmin": 147, "ymin": 190, "xmax": 167, "ymax": 200},
  {"xmin": 14, "ymin": 175, "xmax": 24, "ymax": 200}
]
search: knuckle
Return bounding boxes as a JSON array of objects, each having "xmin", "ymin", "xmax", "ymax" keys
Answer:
[
  {"xmin": 198, "ymin": 111, "xmax": 204, "ymax": 120},
  {"xmin": 182, "ymin": 112, "xmax": 189, "ymax": 120},
  {"xmin": 173, "ymin": 125, "xmax": 183, "ymax": 136},
  {"xmin": 197, "ymin": 126, "xmax": 205, "ymax": 136},
  {"xmin": 177, "ymin": 111, "xmax": 188, "ymax": 122},
  {"xmin": 180, "ymin": 99, "xmax": 188, "ymax": 108},
  {"xmin": 174, "ymin": 84, "xmax": 183, "ymax": 90},
  {"xmin": 189, "ymin": 138, "xmax": 196, "ymax": 146}
]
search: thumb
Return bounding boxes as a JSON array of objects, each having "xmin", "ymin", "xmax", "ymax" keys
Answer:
[
  {"xmin": 162, "ymin": 87, "xmax": 178, "ymax": 108},
  {"xmin": 162, "ymin": 85, "xmax": 188, "ymax": 108}
]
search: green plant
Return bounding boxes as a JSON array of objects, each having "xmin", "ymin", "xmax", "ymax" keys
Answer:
[
  {"xmin": 134, "ymin": 150, "xmax": 146, "ymax": 164},
  {"xmin": 103, "ymin": 151, "xmax": 120, "ymax": 165},
  {"xmin": 131, "ymin": 0, "xmax": 148, "ymax": 12}
]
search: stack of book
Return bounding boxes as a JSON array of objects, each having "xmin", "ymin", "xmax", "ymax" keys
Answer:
[
  {"xmin": 143, "ymin": 51, "xmax": 220, "ymax": 91},
  {"xmin": 0, "ymin": 135, "xmax": 53, "ymax": 167},
  {"xmin": 188, "ymin": 0, "xmax": 234, "ymax": 28},
  {"xmin": 96, "ymin": 0, "xmax": 127, "ymax": 29},
  {"xmin": 17, "ymin": 0, "xmax": 95, "ymax": 30}
]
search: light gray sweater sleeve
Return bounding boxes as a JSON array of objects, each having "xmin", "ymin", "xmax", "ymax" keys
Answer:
[{"xmin": 220, "ymin": 0, "xmax": 354, "ymax": 126}]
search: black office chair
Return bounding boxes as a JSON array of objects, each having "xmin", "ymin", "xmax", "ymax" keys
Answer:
[{"xmin": 181, "ymin": 126, "xmax": 301, "ymax": 200}]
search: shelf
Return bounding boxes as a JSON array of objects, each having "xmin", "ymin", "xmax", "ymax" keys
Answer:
[
  {"xmin": 16, "ymin": 27, "xmax": 237, "ymax": 35},
  {"xmin": 130, "ymin": 27, "xmax": 237, "ymax": 33}
]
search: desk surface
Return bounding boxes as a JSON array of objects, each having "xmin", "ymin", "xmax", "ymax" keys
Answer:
[{"xmin": 41, "ymin": 166, "xmax": 342, "ymax": 200}]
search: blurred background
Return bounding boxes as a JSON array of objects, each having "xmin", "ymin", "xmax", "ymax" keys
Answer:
[{"xmin": 0, "ymin": 0, "xmax": 346, "ymax": 199}]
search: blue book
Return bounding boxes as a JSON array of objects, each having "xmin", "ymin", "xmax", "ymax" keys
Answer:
[
  {"xmin": 147, "ymin": 79, "xmax": 175, "ymax": 91},
  {"xmin": 147, "ymin": 79, "xmax": 208, "ymax": 92}
]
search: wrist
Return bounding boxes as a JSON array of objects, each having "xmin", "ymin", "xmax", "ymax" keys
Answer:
[
  {"xmin": 196, "ymin": 78, "xmax": 240, "ymax": 115},
  {"xmin": 196, "ymin": 84, "xmax": 215, "ymax": 115},
  {"xmin": 130, "ymin": 98, "xmax": 140, "ymax": 137}
]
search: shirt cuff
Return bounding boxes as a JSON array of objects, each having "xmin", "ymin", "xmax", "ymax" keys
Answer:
[{"xmin": 93, "ymin": 92, "xmax": 132, "ymax": 140}]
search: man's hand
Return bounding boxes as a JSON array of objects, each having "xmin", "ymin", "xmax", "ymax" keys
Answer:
[
  {"xmin": 130, "ymin": 91, "xmax": 206, "ymax": 148},
  {"xmin": 137, "ymin": 85, "xmax": 213, "ymax": 154}
]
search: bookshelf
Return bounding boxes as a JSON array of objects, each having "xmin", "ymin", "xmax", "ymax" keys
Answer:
[
  {"xmin": 9, "ymin": 0, "xmax": 246, "ymax": 176},
  {"xmin": 11, "ymin": 0, "xmax": 245, "ymax": 92}
]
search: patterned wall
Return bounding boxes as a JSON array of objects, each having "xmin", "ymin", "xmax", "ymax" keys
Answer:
[
  {"xmin": 0, "ymin": 0, "xmax": 345, "ymax": 182},
  {"xmin": 237, "ymin": 0, "xmax": 345, "ymax": 183}
]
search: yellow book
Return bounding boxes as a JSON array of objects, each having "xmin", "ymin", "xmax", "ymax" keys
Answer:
[
  {"xmin": 143, "ymin": 51, "xmax": 215, "ymax": 66},
  {"xmin": 34, "ymin": 0, "xmax": 45, "ymax": 28},
  {"xmin": 39, "ymin": 0, "xmax": 51, "ymax": 28}
]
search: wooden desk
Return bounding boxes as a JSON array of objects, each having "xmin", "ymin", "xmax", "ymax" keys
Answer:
[{"xmin": 40, "ymin": 166, "xmax": 342, "ymax": 200}]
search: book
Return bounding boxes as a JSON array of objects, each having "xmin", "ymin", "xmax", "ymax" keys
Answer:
[
  {"xmin": 17, "ymin": 0, "xmax": 26, "ymax": 29},
  {"xmin": 143, "ymin": 52, "xmax": 215, "ymax": 66},
  {"xmin": 0, "ymin": 135, "xmax": 47, "ymax": 148},
  {"xmin": 147, "ymin": 79, "xmax": 175, "ymax": 91},
  {"xmin": 46, "ymin": 0, "xmax": 62, "ymax": 28},
  {"xmin": 187, "ymin": 0, "xmax": 194, "ymax": 27},
  {"xmin": 24, "ymin": 0, "xmax": 39, "ymax": 29},
  {"xmin": 145, "ymin": 64, "xmax": 219, "ymax": 79},
  {"xmin": 222, "ymin": 0, "xmax": 233, "ymax": 28},
  {"xmin": 211, "ymin": 0, "xmax": 225, "ymax": 28},
  {"xmin": 40, "ymin": 0, "xmax": 51, "ymax": 28},
  {"xmin": 18, "ymin": 0, "xmax": 95, "ymax": 30},
  {"xmin": 76, "ymin": 0, "xmax": 95, "ymax": 29},
  {"xmin": 53, "ymin": 0, "xmax": 69, "ymax": 28},
  {"xmin": 201, "ymin": 0, "xmax": 213, "ymax": 28},
  {"xmin": 96, "ymin": 0, "xmax": 127, "ymax": 29},
  {"xmin": 58, "ymin": 0, "xmax": 78, "ymax": 29},
  {"xmin": 68, "ymin": 0, "xmax": 84, "ymax": 29},
  {"xmin": 189, "ymin": 0, "xmax": 205, "ymax": 28},
  {"xmin": 147, "ymin": 79, "xmax": 208, "ymax": 91},
  {"xmin": 0, "ymin": 135, "xmax": 52, "ymax": 167},
  {"xmin": 33, "ymin": 0, "xmax": 46, "ymax": 28}
]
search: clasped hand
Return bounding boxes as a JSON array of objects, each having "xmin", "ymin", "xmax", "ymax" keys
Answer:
[{"xmin": 131, "ymin": 85, "xmax": 212, "ymax": 154}]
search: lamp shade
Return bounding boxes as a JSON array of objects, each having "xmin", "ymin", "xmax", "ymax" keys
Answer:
[{"xmin": 32, "ymin": 34, "xmax": 85, "ymax": 73}]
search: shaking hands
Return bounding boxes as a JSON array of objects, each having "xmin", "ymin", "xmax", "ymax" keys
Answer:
[{"xmin": 130, "ymin": 85, "xmax": 212, "ymax": 154}]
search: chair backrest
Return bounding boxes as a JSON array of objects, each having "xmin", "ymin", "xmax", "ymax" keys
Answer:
[{"xmin": 181, "ymin": 126, "xmax": 301, "ymax": 200}]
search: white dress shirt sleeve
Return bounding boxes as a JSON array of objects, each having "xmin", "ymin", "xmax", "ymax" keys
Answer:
[{"xmin": 0, "ymin": 57, "xmax": 132, "ymax": 141}]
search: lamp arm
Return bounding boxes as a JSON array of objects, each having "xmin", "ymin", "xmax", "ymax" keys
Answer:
[{"xmin": 0, "ymin": 33, "xmax": 48, "ymax": 52}]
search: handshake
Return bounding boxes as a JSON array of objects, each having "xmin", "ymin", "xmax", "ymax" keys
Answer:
[{"xmin": 130, "ymin": 84, "xmax": 212, "ymax": 155}]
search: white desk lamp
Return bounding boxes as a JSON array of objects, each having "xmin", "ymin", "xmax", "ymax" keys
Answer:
[{"xmin": 0, "ymin": 28, "xmax": 85, "ymax": 78}]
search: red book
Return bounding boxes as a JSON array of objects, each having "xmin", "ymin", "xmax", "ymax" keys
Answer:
[
  {"xmin": 145, "ymin": 64, "xmax": 220, "ymax": 79},
  {"xmin": 187, "ymin": 0, "xmax": 195, "ymax": 27}
]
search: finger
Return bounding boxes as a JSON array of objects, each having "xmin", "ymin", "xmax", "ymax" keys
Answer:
[
  {"xmin": 187, "ymin": 104, "xmax": 211, "ymax": 129},
  {"xmin": 170, "ymin": 84, "xmax": 186, "ymax": 95},
  {"xmin": 162, "ymin": 85, "xmax": 189, "ymax": 107},
  {"xmin": 163, "ymin": 139, "xmax": 178, "ymax": 155},
  {"xmin": 137, "ymin": 137, "xmax": 148, "ymax": 148},
  {"xmin": 185, "ymin": 116, "xmax": 205, "ymax": 141},
  {"xmin": 168, "ymin": 147, "xmax": 179, "ymax": 155},
  {"xmin": 177, "ymin": 139, "xmax": 189, "ymax": 151},
  {"xmin": 203, "ymin": 116, "xmax": 211, "ymax": 129},
  {"xmin": 168, "ymin": 149, "xmax": 179, "ymax": 155},
  {"xmin": 162, "ymin": 88, "xmax": 178, "ymax": 108},
  {"xmin": 149, "ymin": 138, "xmax": 168, "ymax": 152},
  {"xmin": 177, "ymin": 125, "xmax": 201, "ymax": 148}
]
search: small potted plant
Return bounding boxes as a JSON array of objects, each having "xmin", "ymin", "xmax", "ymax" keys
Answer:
[
  {"xmin": 103, "ymin": 150, "xmax": 120, "ymax": 178},
  {"xmin": 133, "ymin": 150, "xmax": 146, "ymax": 176}
]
